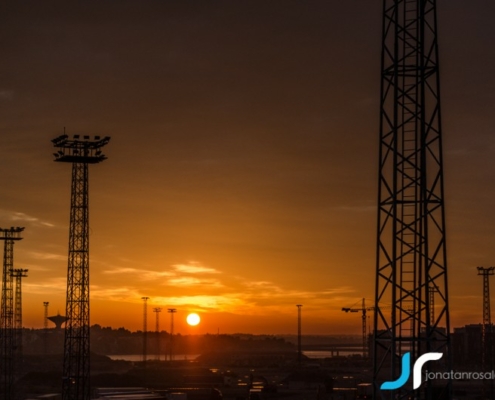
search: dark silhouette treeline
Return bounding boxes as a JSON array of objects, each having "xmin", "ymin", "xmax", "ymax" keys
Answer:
[{"xmin": 21, "ymin": 325, "xmax": 295, "ymax": 356}]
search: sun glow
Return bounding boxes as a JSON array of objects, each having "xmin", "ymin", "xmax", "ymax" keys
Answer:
[{"xmin": 186, "ymin": 313, "xmax": 201, "ymax": 326}]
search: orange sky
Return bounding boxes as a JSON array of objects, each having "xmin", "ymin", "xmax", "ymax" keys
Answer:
[{"xmin": 1, "ymin": 1, "xmax": 495, "ymax": 334}]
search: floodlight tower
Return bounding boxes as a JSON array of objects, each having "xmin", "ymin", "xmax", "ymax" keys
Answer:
[
  {"xmin": 11, "ymin": 268, "xmax": 28, "ymax": 361},
  {"xmin": 142, "ymin": 297, "xmax": 149, "ymax": 366},
  {"xmin": 52, "ymin": 133, "xmax": 110, "ymax": 400},
  {"xmin": 44, "ymin": 302, "xmax": 49, "ymax": 356},
  {"xmin": 296, "ymin": 305, "xmax": 302, "ymax": 366},
  {"xmin": 477, "ymin": 266, "xmax": 494, "ymax": 399},
  {"xmin": 373, "ymin": 0, "xmax": 451, "ymax": 398},
  {"xmin": 168, "ymin": 308, "xmax": 176, "ymax": 361},
  {"xmin": 153, "ymin": 307, "xmax": 162, "ymax": 361},
  {"xmin": 0, "ymin": 226, "xmax": 24, "ymax": 399}
]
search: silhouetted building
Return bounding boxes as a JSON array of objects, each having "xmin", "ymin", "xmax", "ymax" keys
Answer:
[{"xmin": 452, "ymin": 324, "xmax": 494, "ymax": 369}]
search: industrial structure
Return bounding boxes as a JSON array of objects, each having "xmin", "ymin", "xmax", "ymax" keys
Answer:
[
  {"xmin": 168, "ymin": 308, "xmax": 176, "ymax": 361},
  {"xmin": 52, "ymin": 133, "xmax": 110, "ymax": 400},
  {"xmin": 0, "ymin": 228, "xmax": 24, "ymax": 398},
  {"xmin": 11, "ymin": 268, "xmax": 28, "ymax": 363},
  {"xmin": 43, "ymin": 301, "xmax": 49, "ymax": 355},
  {"xmin": 373, "ymin": 0, "xmax": 451, "ymax": 398},
  {"xmin": 153, "ymin": 307, "xmax": 162, "ymax": 361},
  {"xmin": 342, "ymin": 298, "xmax": 372, "ymax": 358},
  {"xmin": 48, "ymin": 313, "xmax": 69, "ymax": 330},
  {"xmin": 477, "ymin": 266, "xmax": 494, "ymax": 398},
  {"xmin": 296, "ymin": 304, "xmax": 302, "ymax": 366},
  {"xmin": 0, "ymin": 227, "xmax": 24, "ymax": 399},
  {"xmin": 142, "ymin": 297, "xmax": 149, "ymax": 366}
]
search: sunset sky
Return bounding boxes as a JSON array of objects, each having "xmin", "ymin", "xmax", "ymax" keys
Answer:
[{"xmin": 1, "ymin": 1, "xmax": 495, "ymax": 335}]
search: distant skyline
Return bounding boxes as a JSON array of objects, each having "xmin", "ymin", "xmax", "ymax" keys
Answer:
[{"xmin": 1, "ymin": 1, "xmax": 495, "ymax": 334}]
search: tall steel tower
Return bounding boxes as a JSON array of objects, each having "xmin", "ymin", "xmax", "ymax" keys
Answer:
[
  {"xmin": 477, "ymin": 266, "xmax": 494, "ymax": 399},
  {"xmin": 142, "ymin": 297, "xmax": 149, "ymax": 366},
  {"xmin": 11, "ymin": 268, "xmax": 28, "ymax": 362},
  {"xmin": 44, "ymin": 301, "xmax": 49, "ymax": 356},
  {"xmin": 296, "ymin": 304, "xmax": 302, "ymax": 366},
  {"xmin": 168, "ymin": 308, "xmax": 176, "ymax": 361},
  {"xmin": 0, "ymin": 226, "xmax": 24, "ymax": 399},
  {"xmin": 373, "ymin": 1, "xmax": 451, "ymax": 398},
  {"xmin": 153, "ymin": 307, "xmax": 162, "ymax": 361},
  {"xmin": 52, "ymin": 133, "xmax": 110, "ymax": 400}
]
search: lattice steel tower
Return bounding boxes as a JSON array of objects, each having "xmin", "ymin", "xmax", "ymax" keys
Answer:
[
  {"xmin": 11, "ymin": 268, "xmax": 28, "ymax": 364},
  {"xmin": 373, "ymin": 1, "xmax": 451, "ymax": 398},
  {"xmin": 44, "ymin": 301, "xmax": 49, "ymax": 356},
  {"xmin": 52, "ymin": 133, "xmax": 110, "ymax": 400},
  {"xmin": 477, "ymin": 266, "xmax": 494, "ymax": 399},
  {"xmin": 0, "ymin": 227, "xmax": 24, "ymax": 399},
  {"xmin": 168, "ymin": 308, "xmax": 176, "ymax": 361},
  {"xmin": 153, "ymin": 307, "xmax": 162, "ymax": 361},
  {"xmin": 142, "ymin": 297, "xmax": 149, "ymax": 366}
]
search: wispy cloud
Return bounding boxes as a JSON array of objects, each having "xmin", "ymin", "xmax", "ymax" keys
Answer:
[
  {"xmin": 102, "ymin": 262, "xmax": 222, "ymax": 288},
  {"xmin": 27, "ymin": 251, "xmax": 66, "ymax": 261},
  {"xmin": 102, "ymin": 266, "xmax": 173, "ymax": 280},
  {"xmin": 97, "ymin": 262, "xmax": 357, "ymax": 317},
  {"xmin": 168, "ymin": 276, "xmax": 223, "ymax": 288},
  {"xmin": 320, "ymin": 286, "xmax": 357, "ymax": 295},
  {"xmin": 91, "ymin": 285, "xmax": 141, "ymax": 301},
  {"xmin": 24, "ymin": 277, "xmax": 67, "ymax": 295},
  {"xmin": 173, "ymin": 262, "xmax": 220, "ymax": 274},
  {"xmin": 147, "ymin": 295, "xmax": 247, "ymax": 311},
  {"xmin": 0, "ymin": 210, "xmax": 54, "ymax": 228}
]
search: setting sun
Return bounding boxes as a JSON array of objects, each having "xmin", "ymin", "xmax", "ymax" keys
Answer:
[{"xmin": 186, "ymin": 313, "xmax": 201, "ymax": 326}]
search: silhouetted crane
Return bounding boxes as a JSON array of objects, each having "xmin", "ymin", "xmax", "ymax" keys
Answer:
[{"xmin": 342, "ymin": 298, "xmax": 372, "ymax": 358}]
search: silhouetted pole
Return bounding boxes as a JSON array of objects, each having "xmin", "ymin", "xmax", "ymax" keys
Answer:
[
  {"xmin": 478, "ymin": 266, "xmax": 495, "ymax": 399},
  {"xmin": 53, "ymin": 133, "xmax": 110, "ymax": 400},
  {"xmin": 44, "ymin": 302, "xmax": 49, "ymax": 356},
  {"xmin": 142, "ymin": 297, "xmax": 149, "ymax": 366},
  {"xmin": 168, "ymin": 308, "xmax": 176, "ymax": 361},
  {"xmin": 0, "ymin": 226, "xmax": 24, "ymax": 399},
  {"xmin": 429, "ymin": 286, "xmax": 438, "ymax": 326},
  {"xmin": 296, "ymin": 304, "xmax": 302, "ymax": 366},
  {"xmin": 153, "ymin": 307, "xmax": 162, "ymax": 361},
  {"xmin": 373, "ymin": 1, "xmax": 451, "ymax": 398},
  {"xmin": 11, "ymin": 268, "xmax": 28, "ymax": 365}
]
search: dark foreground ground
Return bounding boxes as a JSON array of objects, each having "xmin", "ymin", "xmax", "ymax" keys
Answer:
[{"xmin": 13, "ymin": 351, "xmax": 485, "ymax": 400}]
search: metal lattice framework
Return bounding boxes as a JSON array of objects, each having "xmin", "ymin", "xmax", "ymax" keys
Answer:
[
  {"xmin": 44, "ymin": 301, "xmax": 49, "ymax": 356},
  {"xmin": 53, "ymin": 133, "xmax": 110, "ymax": 400},
  {"xmin": 373, "ymin": 1, "xmax": 451, "ymax": 398},
  {"xmin": 142, "ymin": 297, "xmax": 149, "ymax": 366},
  {"xmin": 0, "ymin": 227, "xmax": 24, "ymax": 399},
  {"xmin": 296, "ymin": 304, "xmax": 302, "ymax": 365},
  {"xmin": 11, "ymin": 268, "xmax": 28, "ymax": 367},
  {"xmin": 168, "ymin": 308, "xmax": 176, "ymax": 361},
  {"xmin": 153, "ymin": 307, "xmax": 162, "ymax": 361},
  {"xmin": 477, "ymin": 266, "xmax": 494, "ymax": 399},
  {"xmin": 342, "ymin": 298, "xmax": 372, "ymax": 358}
]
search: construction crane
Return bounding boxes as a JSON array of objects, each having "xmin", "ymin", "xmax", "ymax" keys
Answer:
[{"xmin": 342, "ymin": 298, "xmax": 372, "ymax": 358}]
